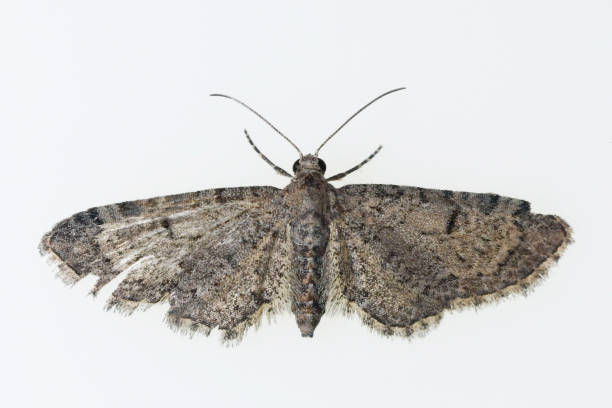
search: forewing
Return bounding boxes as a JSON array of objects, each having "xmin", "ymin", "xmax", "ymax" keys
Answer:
[
  {"xmin": 40, "ymin": 186, "xmax": 291, "ymax": 340},
  {"xmin": 332, "ymin": 184, "xmax": 571, "ymax": 337}
]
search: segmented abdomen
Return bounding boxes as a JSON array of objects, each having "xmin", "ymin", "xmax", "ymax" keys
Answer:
[{"xmin": 290, "ymin": 211, "xmax": 329, "ymax": 337}]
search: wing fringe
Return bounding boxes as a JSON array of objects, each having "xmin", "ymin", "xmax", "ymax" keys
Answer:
[{"xmin": 163, "ymin": 299, "xmax": 292, "ymax": 345}]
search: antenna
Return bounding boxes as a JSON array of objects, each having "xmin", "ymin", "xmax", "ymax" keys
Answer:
[
  {"xmin": 211, "ymin": 93, "xmax": 303, "ymax": 158},
  {"xmin": 326, "ymin": 145, "xmax": 383, "ymax": 181},
  {"xmin": 314, "ymin": 87, "xmax": 405, "ymax": 156},
  {"xmin": 244, "ymin": 130, "xmax": 292, "ymax": 178}
]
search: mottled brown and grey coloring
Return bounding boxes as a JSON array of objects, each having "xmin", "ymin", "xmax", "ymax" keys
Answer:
[
  {"xmin": 39, "ymin": 153, "xmax": 571, "ymax": 342},
  {"xmin": 40, "ymin": 88, "xmax": 572, "ymax": 342}
]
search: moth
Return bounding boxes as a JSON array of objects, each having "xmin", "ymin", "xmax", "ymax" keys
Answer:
[{"xmin": 40, "ymin": 88, "xmax": 571, "ymax": 342}]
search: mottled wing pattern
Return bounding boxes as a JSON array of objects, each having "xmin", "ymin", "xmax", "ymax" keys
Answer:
[
  {"xmin": 332, "ymin": 185, "xmax": 571, "ymax": 337},
  {"xmin": 167, "ymin": 212, "xmax": 292, "ymax": 341},
  {"xmin": 40, "ymin": 186, "xmax": 291, "ymax": 341}
]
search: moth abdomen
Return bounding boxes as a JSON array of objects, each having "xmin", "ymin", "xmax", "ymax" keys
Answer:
[
  {"xmin": 291, "ymin": 251, "xmax": 326, "ymax": 337},
  {"xmin": 289, "ymin": 203, "xmax": 331, "ymax": 337}
]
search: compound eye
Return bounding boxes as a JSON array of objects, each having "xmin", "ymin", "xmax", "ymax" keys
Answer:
[
  {"xmin": 292, "ymin": 159, "xmax": 300, "ymax": 174},
  {"xmin": 317, "ymin": 158, "xmax": 326, "ymax": 174}
]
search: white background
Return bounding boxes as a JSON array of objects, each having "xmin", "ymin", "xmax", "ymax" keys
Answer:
[{"xmin": 1, "ymin": 1, "xmax": 610, "ymax": 407}]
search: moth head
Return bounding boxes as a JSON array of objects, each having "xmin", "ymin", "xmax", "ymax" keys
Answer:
[{"xmin": 293, "ymin": 154, "xmax": 326, "ymax": 175}]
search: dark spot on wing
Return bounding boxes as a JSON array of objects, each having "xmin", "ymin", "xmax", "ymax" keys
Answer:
[
  {"xmin": 118, "ymin": 201, "xmax": 142, "ymax": 217},
  {"xmin": 446, "ymin": 208, "xmax": 460, "ymax": 234},
  {"xmin": 160, "ymin": 218, "xmax": 174, "ymax": 238},
  {"xmin": 214, "ymin": 188, "xmax": 228, "ymax": 204},
  {"xmin": 512, "ymin": 200, "xmax": 531, "ymax": 216},
  {"xmin": 73, "ymin": 211, "xmax": 91, "ymax": 225},
  {"xmin": 438, "ymin": 273, "xmax": 458, "ymax": 286},
  {"xmin": 374, "ymin": 185, "xmax": 390, "ymax": 198},
  {"xmin": 418, "ymin": 188, "xmax": 428, "ymax": 203},
  {"xmin": 224, "ymin": 252, "xmax": 238, "ymax": 268},
  {"xmin": 86, "ymin": 208, "xmax": 104, "ymax": 225},
  {"xmin": 480, "ymin": 194, "xmax": 500, "ymax": 215},
  {"xmin": 391, "ymin": 187, "xmax": 404, "ymax": 201}
]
